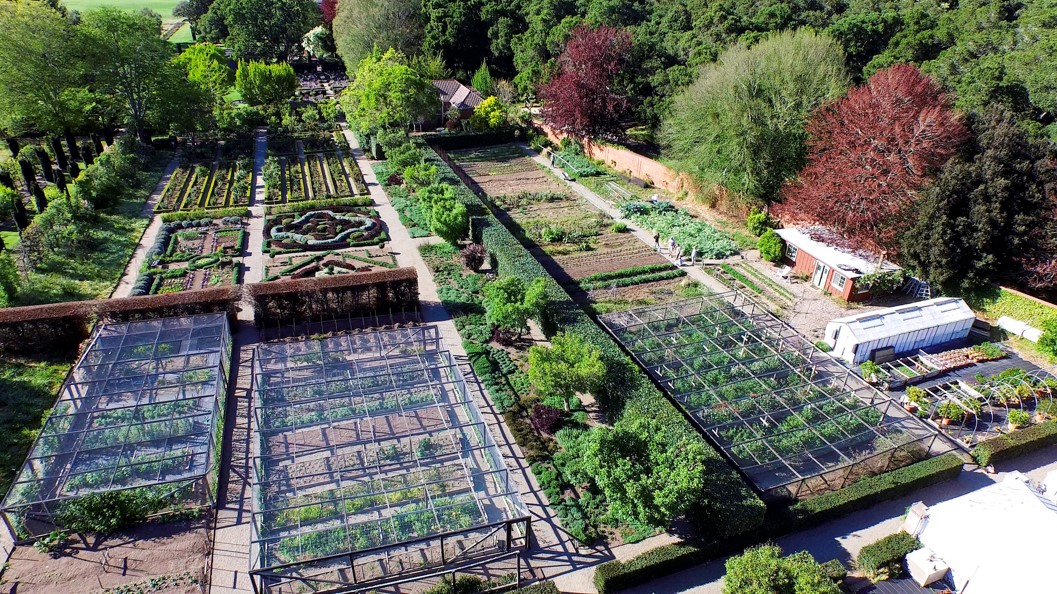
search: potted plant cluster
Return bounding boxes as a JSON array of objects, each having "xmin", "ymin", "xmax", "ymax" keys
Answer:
[
  {"xmin": 936, "ymin": 401, "xmax": 965, "ymax": 427},
  {"xmin": 1007, "ymin": 409, "xmax": 1031, "ymax": 431}
]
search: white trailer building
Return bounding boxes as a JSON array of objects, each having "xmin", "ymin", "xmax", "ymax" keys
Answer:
[{"xmin": 823, "ymin": 297, "xmax": 976, "ymax": 364}]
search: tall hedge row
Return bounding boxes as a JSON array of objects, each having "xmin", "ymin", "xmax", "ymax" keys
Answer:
[
  {"xmin": 0, "ymin": 270, "xmax": 420, "ymax": 354},
  {"xmin": 428, "ymin": 142, "xmax": 767, "ymax": 539},
  {"xmin": 246, "ymin": 268, "xmax": 418, "ymax": 326}
]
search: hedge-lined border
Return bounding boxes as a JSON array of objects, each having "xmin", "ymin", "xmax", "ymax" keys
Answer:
[
  {"xmin": 160, "ymin": 207, "xmax": 250, "ymax": 222},
  {"xmin": 592, "ymin": 451, "xmax": 966, "ymax": 593},
  {"xmin": 265, "ymin": 195, "xmax": 373, "ymax": 215},
  {"xmin": 971, "ymin": 421, "xmax": 1057, "ymax": 466}
]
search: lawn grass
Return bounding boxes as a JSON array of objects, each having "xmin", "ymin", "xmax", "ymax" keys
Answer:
[
  {"xmin": 168, "ymin": 20, "xmax": 193, "ymax": 43},
  {"xmin": 0, "ymin": 230, "xmax": 19, "ymax": 251},
  {"xmin": 62, "ymin": 0, "xmax": 182, "ymax": 20},
  {"xmin": 12, "ymin": 152, "xmax": 171, "ymax": 305},
  {"xmin": 0, "ymin": 357, "xmax": 72, "ymax": 496}
]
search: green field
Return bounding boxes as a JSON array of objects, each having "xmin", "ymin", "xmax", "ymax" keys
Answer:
[{"xmin": 61, "ymin": 0, "xmax": 182, "ymax": 23}]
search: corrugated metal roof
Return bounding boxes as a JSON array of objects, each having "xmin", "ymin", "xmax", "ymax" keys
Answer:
[
  {"xmin": 828, "ymin": 297, "xmax": 975, "ymax": 344},
  {"xmin": 775, "ymin": 227, "xmax": 901, "ymax": 278}
]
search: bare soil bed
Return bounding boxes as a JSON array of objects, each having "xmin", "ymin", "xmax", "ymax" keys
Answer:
[
  {"xmin": 447, "ymin": 144, "xmax": 667, "ymax": 287},
  {"xmin": 1, "ymin": 519, "xmax": 208, "ymax": 594}
]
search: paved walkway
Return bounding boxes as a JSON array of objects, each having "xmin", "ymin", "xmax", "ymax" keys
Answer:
[
  {"xmin": 241, "ymin": 129, "xmax": 268, "ymax": 284},
  {"xmin": 207, "ymin": 129, "xmax": 267, "ymax": 594},
  {"xmin": 111, "ymin": 156, "xmax": 180, "ymax": 298}
]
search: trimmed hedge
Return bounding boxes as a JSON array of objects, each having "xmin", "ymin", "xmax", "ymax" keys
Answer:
[
  {"xmin": 245, "ymin": 267, "xmax": 418, "ymax": 326},
  {"xmin": 789, "ymin": 452, "xmax": 964, "ymax": 526},
  {"xmin": 971, "ymin": 421, "xmax": 1057, "ymax": 467},
  {"xmin": 0, "ymin": 301, "xmax": 91, "ymax": 355},
  {"xmin": 97, "ymin": 286, "xmax": 240, "ymax": 324},
  {"xmin": 265, "ymin": 196, "xmax": 373, "ymax": 215},
  {"xmin": 857, "ymin": 532, "xmax": 921, "ymax": 581},
  {"xmin": 160, "ymin": 207, "xmax": 250, "ymax": 222},
  {"xmin": 595, "ymin": 544, "xmax": 706, "ymax": 594}
]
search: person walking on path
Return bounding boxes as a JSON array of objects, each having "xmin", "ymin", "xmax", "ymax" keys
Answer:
[
  {"xmin": 690, "ymin": 246, "xmax": 698, "ymax": 266},
  {"xmin": 668, "ymin": 236, "xmax": 676, "ymax": 255},
  {"xmin": 653, "ymin": 232, "xmax": 661, "ymax": 252}
]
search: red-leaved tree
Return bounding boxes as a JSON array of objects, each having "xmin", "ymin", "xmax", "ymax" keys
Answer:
[
  {"xmin": 777, "ymin": 65, "xmax": 969, "ymax": 254},
  {"xmin": 321, "ymin": 0, "xmax": 337, "ymax": 24},
  {"xmin": 539, "ymin": 25, "xmax": 632, "ymax": 139}
]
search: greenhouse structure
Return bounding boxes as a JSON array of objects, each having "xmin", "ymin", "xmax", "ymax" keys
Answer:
[
  {"xmin": 823, "ymin": 297, "xmax": 976, "ymax": 365},
  {"xmin": 1, "ymin": 313, "xmax": 231, "ymax": 534},
  {"xmin": 250, "ymin": 326, "xmax": 530, "ymax": 594},
  {"xmin": 600, "ymin": 292, "xmax": 955, "ymax": 501}
]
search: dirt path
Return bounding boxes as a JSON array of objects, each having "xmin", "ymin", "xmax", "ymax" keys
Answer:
[{"xmin": 111, "ymin": 155, "xmax": 181, "ymax": 298}]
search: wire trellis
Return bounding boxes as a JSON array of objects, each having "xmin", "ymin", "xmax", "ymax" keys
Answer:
[
  {"xmin": 600, "ymin": 291, "xmax": 954, "ymax": 500},
  {"xmin": 2, "ymin": 313, "xmax": 231, "ymax": 529},
  {"xmin": 250, "ymin": 325, "xmax": 528, "ymax": 587}
]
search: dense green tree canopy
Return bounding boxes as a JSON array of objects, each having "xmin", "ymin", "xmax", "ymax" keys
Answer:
[
  {"xmin": 339, "ymin": 49, "xmax": 439, "ymax": 135},
  {"xmin": 0, "ymin": 1, "xmax": 88, "ymax": 135},
  {"xmin": 175, "ymin": 43, "xmax": 234, "ymax": 104},
  {"xmin": 583, "ymin": 416, "xmax": 712, "ymax": 527},
  {"xmin": 332, "ymin": 0, "xmax": 423, "ymax": 72},
  {"xmin": 661, "ymin": 29, "xmax": 849, "ymax": 206},
  {"xmin": 724, "ymin": 545, "xmax": 840, "ymax": 594},
  {"xmin": 902, "ymin": 107, "xmax": 1057, "ymax": 295},
  {"xmin": 203, "ymin": 0, "xmax": 318, "ymax": 61},
  {"xmin": 528, "ymin": 332, "xmax": 604, "ymax": 410},
  {"xmin": 78, "ymin": 8, "xmax": 179, "ymax": 142},
  {"xmin": 235, "ymin": 61, "xmax": 297, "ymax": 106}
]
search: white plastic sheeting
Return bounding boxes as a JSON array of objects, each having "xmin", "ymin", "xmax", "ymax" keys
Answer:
[
  {"xmin": 913, "ymin": 472, "xmax": 1057, "ymax": 594},
  {"xmin": 996, "ymin": 316, "xmax": 1044, "ymax": 342},
  {"xmin": 824, "ymin": 297, "xmax": 976, "ymax": 364}
]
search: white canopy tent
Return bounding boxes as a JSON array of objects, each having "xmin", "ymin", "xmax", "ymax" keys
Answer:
[
  {"xmin": 823, "ymin": 297, "xmax": 976, "ymax": 364},
  {"xmin": 908, "ymin": 472, "xmax": 1057, "ymax": 593}
]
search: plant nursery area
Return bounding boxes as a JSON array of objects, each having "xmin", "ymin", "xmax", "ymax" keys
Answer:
[
  {"xmin": 600, "ymin": 292, "xmax": 955, "ymax": 500},
  {"xmin": 249, "ymin": 326, "xmax": 530, "ymax": 594},
  {"xmin": 1, "ymin": 313, "xmax": 231, "ymax": 534}
]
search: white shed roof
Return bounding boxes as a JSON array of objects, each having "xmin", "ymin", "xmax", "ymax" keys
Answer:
[
  {"xmin": 917, "ymin": 472, "xmax": 1057, "ymax": 593},
  {"xmin": 775, "ymin": 227, "xmax": 901, "ymax": 279},
  {"xmin": 827, "ymin": 297, "xmax": 975, "ymax": 344}
]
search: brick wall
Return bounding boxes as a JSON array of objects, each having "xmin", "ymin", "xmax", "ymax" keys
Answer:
[{"xmin": 534, "ymin": 122, "xmax": 727, "ymax": 208}]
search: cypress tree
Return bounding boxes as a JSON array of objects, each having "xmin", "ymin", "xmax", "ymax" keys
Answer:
[
  {"xmin": 34, "ymin": 148, "xmax": 54, "ymax": 182},
  {"xmin": 64, "ymin": 128, "xmax": 80, "ymax": 161},
  {"xmin": 31, "ymin": 184, "xmax": 47, "ymax": 213},
  {"xmin": 92, "ymin": 134, "xmax": 104, "ymax": 155},
  {"xmin": 103, "ymin": 127, "xmax": 115, "ymax": 145},
  {"xmin": 12, "ymin": 194, "xmax": 29, "ymax": 229},
  {"xmin": 82, "ymin": 146, "xmax": 94, "ymax": 166},
  {"xmin": 54, "ymin": 168, "xmax": 67, "ymax": 196},
  {"xmin": 50, "ymin": 137, "xmax": 69, "ymax": 170},
  {"xmin": 0, "ymin": 170, "xmax": 14, "ymax": 190},
  {"xmin": 17, "ymin": 159, "xmax": 35, "ymax": 192},
  {"xmin": 69, "ymin": 159, "xmax": 79, "ymax": 179},
  {"xmin": 5, "ymin": 138, "xmax": 18, "ymax": 157}
]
